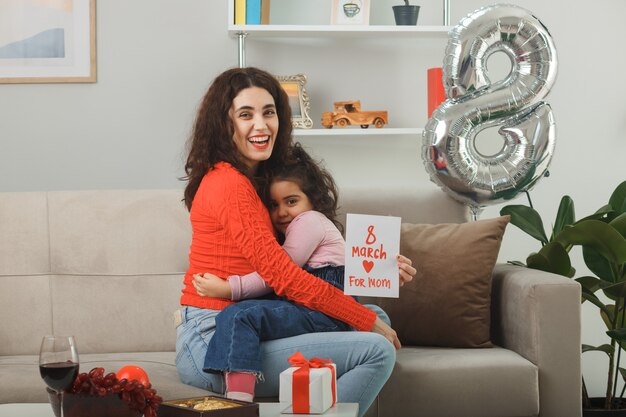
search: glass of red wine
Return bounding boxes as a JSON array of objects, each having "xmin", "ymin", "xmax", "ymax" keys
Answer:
[{"xmin": 39, "ymin": 335, "xmax": 79, "ymax": 417}]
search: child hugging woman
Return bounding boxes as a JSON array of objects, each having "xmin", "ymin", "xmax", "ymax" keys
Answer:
[{"xmin": 194, "ymin": 143, "xmax": 394, "ymax": 402}]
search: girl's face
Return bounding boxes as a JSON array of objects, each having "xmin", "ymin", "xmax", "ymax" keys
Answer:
[
  {"xmin": 268, "ymin": 180, "xmax": 314, "ymax": 234},
  {"xmin": 229, "ymin": 86, "xmax": 278, "ymax": 174}
]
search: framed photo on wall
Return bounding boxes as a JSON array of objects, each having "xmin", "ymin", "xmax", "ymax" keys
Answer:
[
  {"xmin": 331, "ymin": 0, "xmax": 370, "ymax": 25},
  {"xmin": 0, "ymin": 0, "xmax": 96, "ymax": 84},
  {"xmin": 276, "ymin": 74, "xmax": 313, "ymax": 129}
]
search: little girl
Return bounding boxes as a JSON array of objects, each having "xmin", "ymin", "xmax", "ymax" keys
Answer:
[{"xmin": 193, "ymin": 144, "xmax": 396, "ymax": 402}]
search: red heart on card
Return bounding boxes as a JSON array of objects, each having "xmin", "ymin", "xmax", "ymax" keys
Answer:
[{"xmin": 363, "ymin": 260, "xmax": 374, "ymax": 273}]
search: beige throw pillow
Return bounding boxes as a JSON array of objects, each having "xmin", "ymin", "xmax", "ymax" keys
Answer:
[{"xmin": 376, "ymin": 216, "xmax": 510, "ymax": 348}]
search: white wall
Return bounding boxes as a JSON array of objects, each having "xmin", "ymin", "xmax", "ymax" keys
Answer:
[{"xmin": 1, "ymin": 0, "xmax": 625, "ymax": 398}]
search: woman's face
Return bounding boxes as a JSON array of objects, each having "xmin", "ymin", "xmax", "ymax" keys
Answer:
[{"xmin": 230, "ymin": 86, "xmax": 279, "ymax": 174}]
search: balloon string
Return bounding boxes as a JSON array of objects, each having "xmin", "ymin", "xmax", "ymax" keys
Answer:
[{"xmin": 524, "ymin": 191, "xmax": 534, "ymax": 210}]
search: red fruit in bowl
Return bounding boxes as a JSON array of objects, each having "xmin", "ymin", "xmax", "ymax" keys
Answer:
[{"xmin": 116, "ymin": 365, "xmax": 150, "ymax": 387}]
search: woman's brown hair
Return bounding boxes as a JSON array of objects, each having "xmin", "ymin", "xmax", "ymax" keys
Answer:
[{"xmin": 182, "ymin": 67, "xmax": 293, "ymax": 210}]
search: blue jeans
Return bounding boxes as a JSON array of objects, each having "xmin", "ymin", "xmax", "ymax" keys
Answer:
[
  {"xmin": 203, "ymin": 298, "xmax": 353, "ymax": 375},
  {"xmin": 303, "ymin": 264, "xmax": 346, "ymax": 291},
  {"xmin": 203, "ymin": 265, "xmax": 354, "ymax": 375},
  {"xmin": 175, "ymin": 306, "xmax": 395, "ymax": 417}
]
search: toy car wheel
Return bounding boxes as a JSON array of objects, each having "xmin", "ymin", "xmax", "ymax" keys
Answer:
[
  {"xmin": 360, "ymin": 125, "xmax": 369, "ymax": 129},
  {"xmin": 336, "ymin": 119, "xmax": 348, "ymax": 128},
  {"xmin": 373, "ymin": 118, "xmax": 385, "ymax": 128}
]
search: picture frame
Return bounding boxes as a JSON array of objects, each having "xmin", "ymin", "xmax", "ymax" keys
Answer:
[
  {"xmin": 276, "ymin": 74, "xmax": 313, "ymax": 129},
  {"xmin": 0, "ymin": 0, "xmax": 97, "ymax": 84},
  {"xmin": 331, "ymin": 0, "xmax": 370, "ymax": 25}
]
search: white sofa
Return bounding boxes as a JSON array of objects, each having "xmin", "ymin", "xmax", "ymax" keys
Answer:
[{"xmin": 0, "ymin": 188, "xmax": 581, "ymax": 416}]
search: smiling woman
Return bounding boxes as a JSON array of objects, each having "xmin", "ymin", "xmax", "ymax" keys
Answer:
[{"xmin": 176, "ymin": 66, "xmax": 405, "ymax": 417}]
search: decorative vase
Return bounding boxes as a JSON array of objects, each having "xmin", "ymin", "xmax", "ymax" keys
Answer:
[{"xmin": 392, "ymin": 5, "xmax": 420, "ymax": 26}]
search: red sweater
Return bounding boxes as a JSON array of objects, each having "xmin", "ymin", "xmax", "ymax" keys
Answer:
[{"xmin": 180, "ymin": 162, "xmax": 376, "ymax": 331}]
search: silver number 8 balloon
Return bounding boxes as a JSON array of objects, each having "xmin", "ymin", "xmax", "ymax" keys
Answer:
[{"xmin": 422, "ymin": 4, "xmax": 558, "ymax": 217}]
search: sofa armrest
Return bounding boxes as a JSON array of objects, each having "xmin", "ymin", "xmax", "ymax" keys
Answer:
[{"xmin": 490, "ymin": 263, "xmax": 581, "ymax": 417}]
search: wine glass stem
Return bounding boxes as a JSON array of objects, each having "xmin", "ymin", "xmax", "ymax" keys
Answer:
[{"xmin": 59, "ymin": 391, "xmax": 65, "ymax": 417}]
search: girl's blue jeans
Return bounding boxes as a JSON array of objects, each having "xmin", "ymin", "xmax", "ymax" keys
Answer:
[{"xmin": 203, "ymin": 265, "xmax": 359, "ymax": 375}]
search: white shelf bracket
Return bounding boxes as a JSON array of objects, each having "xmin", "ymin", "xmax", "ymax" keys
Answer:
[
  {"xmin": 443, "ymin": 0, "xmax": 450, "ymax": 26},
  {"xmin": 237, "ymin": 32, "xmax": 248, "ymax": 68}
]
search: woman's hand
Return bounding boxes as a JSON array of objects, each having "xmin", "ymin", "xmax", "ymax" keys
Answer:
[
  {"xmin": 396, "ymin": 254, "xmax": 416, "ymax": 287},
  {"xmin": 193, "ymin": 273, "xmax": 232, "ymax": 299},
  {"xmin": 370, "ymin": 316, "xmax": 401, "ymax": 350}
]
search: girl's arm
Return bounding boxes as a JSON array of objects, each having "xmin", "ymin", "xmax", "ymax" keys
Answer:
[{"xmin": 192, "ymin": 271, "xmax": 272, "ymax": 300}]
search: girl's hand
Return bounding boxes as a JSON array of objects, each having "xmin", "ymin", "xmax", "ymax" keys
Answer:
[
  {"xmin": 370, "ymin": 316, "xmax": 401, "ymax": 350},
  {"xmin": 396, "ymin": 254, "xmax": 416, "ymax": 287},
  {"xmin": 193, "ymin": 273, "xmax": 232, "ymax": 299}
]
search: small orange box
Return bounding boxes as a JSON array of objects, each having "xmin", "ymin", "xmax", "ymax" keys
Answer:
[{"xmin": 427, "ymin": 67, "xmax": 446, "ymax": 118}]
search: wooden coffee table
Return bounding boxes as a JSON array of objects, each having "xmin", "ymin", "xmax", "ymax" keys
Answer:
[{"xmin": 0, "ymin": 402, "xmax": 359, "ymax": 417}]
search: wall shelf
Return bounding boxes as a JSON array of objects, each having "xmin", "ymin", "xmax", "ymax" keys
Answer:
[
  {"xmin": 228, "ymin": 24, "xmax": 451, "ymax": 38},
  {"xmin": 293, "ymin": 128, "xmax": 423, "ymax": 137},
  {"xmin": 227, "ymin": 3, "xmax": 447, "ymax": 138}
]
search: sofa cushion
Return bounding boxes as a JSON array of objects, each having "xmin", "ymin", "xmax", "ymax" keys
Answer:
[
  {"xmin": 376, "ymin": 216, "xmax": 509, "ymax": 348},
  {"xmin": 47, "ymin": 190, "xmax": 190, "ymax": 275},
  {"xmin": 0, "ymin": 275, "xmax": 53, "ymax": 356},
  {"xmin": 51, "ymin": 274, "xmax": 184, "ymax": 354},
  {"xmin": 378, "ymin": 346, "xmax": 539, "ymax": 417},
  {"xmin": 0, "ymin": 192, "xmax": 50, "ymax": 276}
]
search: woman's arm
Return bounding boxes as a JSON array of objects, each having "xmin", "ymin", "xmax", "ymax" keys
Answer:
[
  {"xmin": 212, "ymin": 169, "xmax": 376, "ymax": 331},
  {"xmin": 227, "ymin": 211, "xmax": 326, "ymax": 300}
]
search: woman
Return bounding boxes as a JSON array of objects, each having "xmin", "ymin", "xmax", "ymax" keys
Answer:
[{"xmin": 175, "ymin": 67, "xmax": 414, "ymax": 416}]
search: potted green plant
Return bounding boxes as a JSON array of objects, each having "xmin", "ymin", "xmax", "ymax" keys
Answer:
[
  {"xmin": 392, "ymin": 0, "xmax": 420, "ymax": 26},
  {"xmin": 500, "ymin": 181, "xmax": 626, "ymax": 414}
]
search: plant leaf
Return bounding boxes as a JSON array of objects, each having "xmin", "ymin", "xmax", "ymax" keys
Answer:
[
  {"xmin": 526, "ymin": 241, "xmax": 572, "ymax": 277},
  {"xmin": 610, "ymin": 213, "xmax": 626, "ymax": 239},
  {"xmin": 583, "ymin": 291, "xmax": 611, "ymax": 317},
  {"xmin": 609, "ymin": 181, "xmax": 626, "ymax": 217},
  {"xmin": 601, "ymin": 281, "xmax": 626, "ymax": 299},
  {"xmin": 576, "ymin": 276, "xmax": 601, "ymax": 293},
  {"xmin": 583, "ymin": 245, "xmax": 616, "ymax": 283},
  {"xmin": 582, "ymin": 343, "xmax": 614, "ymax": 355},
  {"xmin": 607, "ymin": 328, "xmax": 626, "ymax": 342},
  {"xmin": 552, "ymin": 195, "xmax": 575, "ymax": 238},
  {"xmin": 500, "ymin": 205, "xmax": 549, "ymax": 244},
  {"xmin": 557, "ymin": 220, "xmax": 626, "ymax": 266},
  {"xmin": 601, "ymin": 305, "xmax": 614, "ymax": 330}
]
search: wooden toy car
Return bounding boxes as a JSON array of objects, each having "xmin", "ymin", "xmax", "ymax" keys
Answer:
[{"xmin": 321, "ymin": 100, "xmax": 388, "ymax": 129}]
